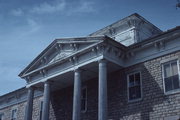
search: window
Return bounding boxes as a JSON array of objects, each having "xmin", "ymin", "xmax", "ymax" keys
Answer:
[
  {"xmin": 163, "ymin": 60, "xmax": 180, "ymax": 93},
  {"xmin": 81, "ymin": 87, "xmax": 87, "ymax": 112},
  {"xmin": 0, "ymin": 113, "xmax": 4, "ymax": 120},
  {"xmin": 39, "ymin": 101, "xmax": 43, "ymax": 120},
  {"xmin": 127, "ymin": 72, "xmax": 142, "ymax": 101},
  {"xmin": 11, "ymin": 109, "xmax": 17, "ymax": 120}
]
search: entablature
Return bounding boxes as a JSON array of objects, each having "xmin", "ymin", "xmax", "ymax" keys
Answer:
[
  {"xmin": 124, "ymin": 27, "xmax": 180, "ymax": 67},
  {"xmin": 19, "ymin": 27, "xmax": 180, "ymax": 87}
]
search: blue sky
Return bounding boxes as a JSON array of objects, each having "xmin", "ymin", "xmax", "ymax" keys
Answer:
[{"xmin": 0, "ymin": 0, "xmax": 179, "ymax": 95}]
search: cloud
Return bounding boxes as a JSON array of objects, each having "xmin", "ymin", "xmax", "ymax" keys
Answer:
[
  {"xmin": 14, "ymin": 18, "xmax": 41, "ymax": 39},
  {"xmin": 11, "ymin": 8, "xmax": 24, "ymax": 16},
  {"xmin": 30, "ymin": 0, "xmax": 66, "ymax": 14},
  {"xmin": 10, "ymin": 0, "xmax": 96, "ymax": 16},
  {"xmin": 66, "ymin": 1, "xmax": 96, "ymax": 15},
  {"xmin": 27, "ymin": 18, "xmax": 40, "ymax": 32},
  {"xmin": 73, "ymin": 1, "xmax": 95, "ymax": 13}
]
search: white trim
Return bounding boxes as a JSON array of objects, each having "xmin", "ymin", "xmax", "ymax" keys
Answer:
[
  {"xmin": 162, "ymin": 59, "xmax": 180, "ymax": 95},
  {"xmin": 127, "ymin": 71, "xmax": 142, "ymax": 103}
]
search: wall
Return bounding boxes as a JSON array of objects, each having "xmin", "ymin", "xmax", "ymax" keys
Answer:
[
  {"xmin": 49, "ymin": 50, "xmax": 180, "ymax": 120},
  {"xmin": 0, "ymin": 96, "xmax": 43, "ymax": 120}
]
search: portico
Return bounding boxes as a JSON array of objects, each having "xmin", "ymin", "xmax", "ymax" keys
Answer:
[{"xmin": 20, "ymin": 36, "xmax": 126, "ymax": 120}]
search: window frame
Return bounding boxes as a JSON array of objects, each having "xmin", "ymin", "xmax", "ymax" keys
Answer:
[
  {"xmin": 81, "ymin": 86, "xmax": 87, "ymax": 113},
  {"xmin": 162, "ymin": 59, "xmax": 180, "ymax": 95},
  {"xmin": 127, "ymin": 71, "xmax": 143, "ymax": 102}
]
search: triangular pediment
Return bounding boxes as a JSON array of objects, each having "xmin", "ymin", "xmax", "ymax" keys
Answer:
[{"xmin": 19, "ymin": 36, "xmax": 104, "ymax": 77}]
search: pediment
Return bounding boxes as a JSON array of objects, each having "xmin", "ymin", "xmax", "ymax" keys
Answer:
[{"xmin": 19, "ymin": 37, "xmax": 104, "ymax": 77}]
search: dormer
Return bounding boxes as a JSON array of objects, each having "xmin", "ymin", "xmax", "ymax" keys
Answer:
[{"xmin": 89, "ymin": 13, "xmax": 162, "ymax": 46}]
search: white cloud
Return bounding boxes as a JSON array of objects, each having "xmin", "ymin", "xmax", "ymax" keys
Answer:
[
  {"xmin": 30, "ymin": 0, "xmax": 66, "ymax": 14},
  {"xmin": 10, "ymin": 0, "xmax": 96, "ymax": 16}
]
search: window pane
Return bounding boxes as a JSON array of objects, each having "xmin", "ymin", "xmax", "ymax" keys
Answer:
[
  {"xmin": 81, "ymin": 99, "xmax": 86, "ymax": 111},
  {"xmin": 135, "ymin": 73, "xmax": 140, "ymax": 85},
  {"xmin": 135, "ymin": 86, "xmax": 141, "ymax": 99},
  {"xmin": 171, "ymin": 62, "xmax": 178, "ymax": 76},
  {"xmin": 172, "ymin": 75, "xmax": 180, "ymax": 89},
  {"xmin": 129, "ymin": 75, "xmax": 134, "ymax": 87},
  {"xmin": 82, "ymin": 89, "xmax": 86, "ymax": 98},
  {"xmin": 129, "ymin": 87, "xmax": 136, "ymax": 100},
  {"xmin": 164, "ymin": 64, "xmax": 171, "ymax": 78},
  {"xmin": 165, "ymin": 77, "xmax": 173, "ymax": 92},
  {"xmin": 81, "ymin": 88, "xmax": 87, "ymax": 111}
]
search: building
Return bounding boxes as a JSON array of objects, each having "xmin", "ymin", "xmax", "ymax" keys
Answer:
[{"xmin": 0, "ymin": 13, "xmax": 180, "ymax": 120}]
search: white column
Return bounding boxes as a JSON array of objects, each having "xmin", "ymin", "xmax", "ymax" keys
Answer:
[
  {"xmin": 42, "ymin": 81, "xmax": 51, "ymax": 120},
  {"xmin": 72, "ymin": 69, "xmax": 82, "ymax": 120},
  {"xmin": 25, "ymin": 87, "xmax": 34, "ymax": 120},
  {"xmin": 98, "ymin": 60, "xmax": 107, "ymax": 120}
]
